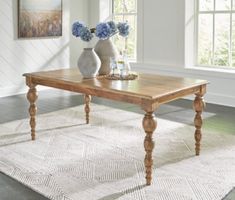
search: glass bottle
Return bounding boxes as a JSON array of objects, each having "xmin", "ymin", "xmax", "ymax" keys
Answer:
[
  {"xmin": 121, "ymin": 50, "xmax": 131, "ymax": 77},
  {"xmin": 110, "ymin": 57, "xmax": 118, "ymax": 76}
]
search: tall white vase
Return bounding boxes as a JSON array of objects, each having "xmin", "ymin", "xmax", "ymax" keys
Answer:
[
  {"xmin": 94, "ymin": 38, "xmax": 119, "ymax": 75},
  {"xmin": 77, "ymin": 48, "xmax": 101, "ymax": 78}
]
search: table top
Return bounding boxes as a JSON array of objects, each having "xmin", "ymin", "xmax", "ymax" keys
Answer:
[{"xmin": 24, "ymin": 68, "xmax": 208, "ymax": 107}]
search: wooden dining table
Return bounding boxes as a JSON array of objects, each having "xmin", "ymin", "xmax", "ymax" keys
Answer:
[{"xmin": 23, "ymin": 68, "xmax": 208, "ymax": 185}]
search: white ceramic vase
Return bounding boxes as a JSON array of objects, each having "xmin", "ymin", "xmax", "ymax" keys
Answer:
[
  {"xmin": 94, "ymin": 38, "xmax": 119, "ymax": 75},
  {"xmin": 77, "ymin": 48, "xmax": 101, "ymax": 78}
]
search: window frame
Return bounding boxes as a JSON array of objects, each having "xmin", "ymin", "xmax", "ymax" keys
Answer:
[
  {"xmin": 111, "ymin": 0, "xmax": 138, "ymax": 61},
  {"xmin": 196, "ymin": 0, "xmax": 235, "ymax": 69}
]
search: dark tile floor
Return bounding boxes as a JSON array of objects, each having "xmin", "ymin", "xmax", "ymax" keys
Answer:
[
  {"xmin": 0, "ymin": 89, "xmax": 235, "ymax": 200},
  {"xmin": 0, "ymin": 173, "xmax": 47, "ymax": 200}
]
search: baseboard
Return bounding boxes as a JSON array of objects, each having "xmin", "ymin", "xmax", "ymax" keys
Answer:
[
  {"xmin": 0, "ymin": 86, "xmax": 27, "ymax": 98},
  {"xmin": 0, "ymin": 86, "xmax": 49, "ymax": 98},
  {"xmin": 183, "ymin": 93, "xmax": 235, "ymax": 107}
]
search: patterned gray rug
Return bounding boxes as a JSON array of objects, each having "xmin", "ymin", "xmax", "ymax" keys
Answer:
[{"xmin": 0, "ymin": 104, "xmax": 234, "ymax": 200}]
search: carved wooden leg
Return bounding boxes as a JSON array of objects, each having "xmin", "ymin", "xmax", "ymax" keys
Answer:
[
  {"xmin": 193, "ymin": 94, "xmax": 205, "ymax": 156},
  {"xmin": 84, "ymin": 94, "xmax": 91, "ymax": 124},
  {"xmin": 143, "ymin": 112, "xmax": 157, "ymax": 185},
  {"xmin": 26, "ymin": 84, "xmax": 38, "ymax": 140}
]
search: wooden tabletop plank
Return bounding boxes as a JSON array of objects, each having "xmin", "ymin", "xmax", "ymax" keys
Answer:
[{"xmin": 23, "ymin": 68, "xmax": 208, "ymax": 102}]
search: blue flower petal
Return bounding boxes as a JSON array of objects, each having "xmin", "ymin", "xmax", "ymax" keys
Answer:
[
  {"xmin": 72, "ymin": 21, "xmax": 85, "ymax": 37},
  {"xmin": 117, "ymin": 22, "xmax": 130, "ymax": 37},
  {"xmin": 95, "ymin": 23, "xmax": 111, "ymax": 40},
  {"xmin": 80, "ymin": 27, "xmax": 93, "ymax": 42}
]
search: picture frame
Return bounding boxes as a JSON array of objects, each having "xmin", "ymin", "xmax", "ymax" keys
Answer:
[{"xmin": 18, "ymin": 0, "xmax": 62, "ymax": 38}]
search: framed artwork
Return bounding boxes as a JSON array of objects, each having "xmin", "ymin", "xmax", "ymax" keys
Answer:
[{"xmin": 18, "ymin": 0, "xmax": 62, "ymax": 38}]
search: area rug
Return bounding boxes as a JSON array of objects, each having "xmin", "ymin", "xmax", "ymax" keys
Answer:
[{"xmin": 0, "ymin": 104, "xmax": 235, "ymax": 200}]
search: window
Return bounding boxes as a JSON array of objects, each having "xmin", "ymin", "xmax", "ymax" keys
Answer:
[
  {"xmin": 197, "ymin": 0, "xmax": 235, "ymax": 68},
  {"xmin": 112, "ymin": 0, "xmax": 137, "ymax": 60}
]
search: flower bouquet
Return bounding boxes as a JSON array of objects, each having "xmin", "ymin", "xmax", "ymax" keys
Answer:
[{"xmin": 72, "ymin": 21, "xmax": 130, "ymax": 41}]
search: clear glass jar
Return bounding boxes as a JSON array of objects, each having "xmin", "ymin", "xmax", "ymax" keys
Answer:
[
  {"xmin": 110, "ymin": 57, "xmax": 118, "ymax": 76},
  {"xmin": 120, "ymin": 51, "xmax": 130, "ymax": 78}
]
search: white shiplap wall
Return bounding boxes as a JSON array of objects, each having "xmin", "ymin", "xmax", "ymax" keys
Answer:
[{"xmin": 0, "ymin": 0, "xmax": 70, "ymax": 97}]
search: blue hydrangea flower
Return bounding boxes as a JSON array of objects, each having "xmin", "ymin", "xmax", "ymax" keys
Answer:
[
  {"xmin": 80, "ymin": 27, "xmax": 93, "ymax": 42},
  {"xmin": 72, "ymin": 20, "xmax": 130, "ymax": 42},
  {"xmin": 107, "ymin": 21, "xmax": 117, "ymax": 35},
  {"xmin": 117, "ymin": 22, "xmax": 130, "ymax": 37},
  {"xmin": 72, "ymin": 21, "xmax": 85, "ymax": 37},
  {"xmin": 95, "ymin": 23, "xmax": 111, "ymax": 40}
]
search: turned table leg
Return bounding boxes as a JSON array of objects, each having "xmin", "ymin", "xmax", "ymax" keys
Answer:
[
  {"xmin": 84, "ymin": 94, "xmax": 91, "ymax": 124},
  {"xmin": 193, "ymin": 93, "xmax": 205, "ymax": 156},
  {"xmin": 26, "ymin": 83, "xmax": 38, "ymax": 140},
  {"xmin": 143, "ymin": 112, "xmax": 157, "ymax": 185}
]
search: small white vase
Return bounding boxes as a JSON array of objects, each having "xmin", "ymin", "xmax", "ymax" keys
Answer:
[
  {"xmin": 77, "ymin": 48, "xmax": 101, "ymax": 78},
  {"xmin": 94, "ymin": 38, "xmax": 119, "ymax": 75}
]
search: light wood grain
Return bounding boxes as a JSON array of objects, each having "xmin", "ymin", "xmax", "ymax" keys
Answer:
[
  {"xmin": 23, "ymin": 68, "xmax": 208, "ymax": 185},
  {"xmin": 23, "ymin": 69, "xmax": 208, "ymax": 108},
  {"xmin": 194, "ymin": 86, "xmax": 206, "ymax": 156},
  {"xmin": 143, "ymin": 111, "xmax": 157, "ymax": 185},
  {"xmin": 84, "ymin": 94, "xmax": 91, "ymax": 124},
  {"xmin": 26, "ymin": 77, "xmax": 38, "ymax": 140}
]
